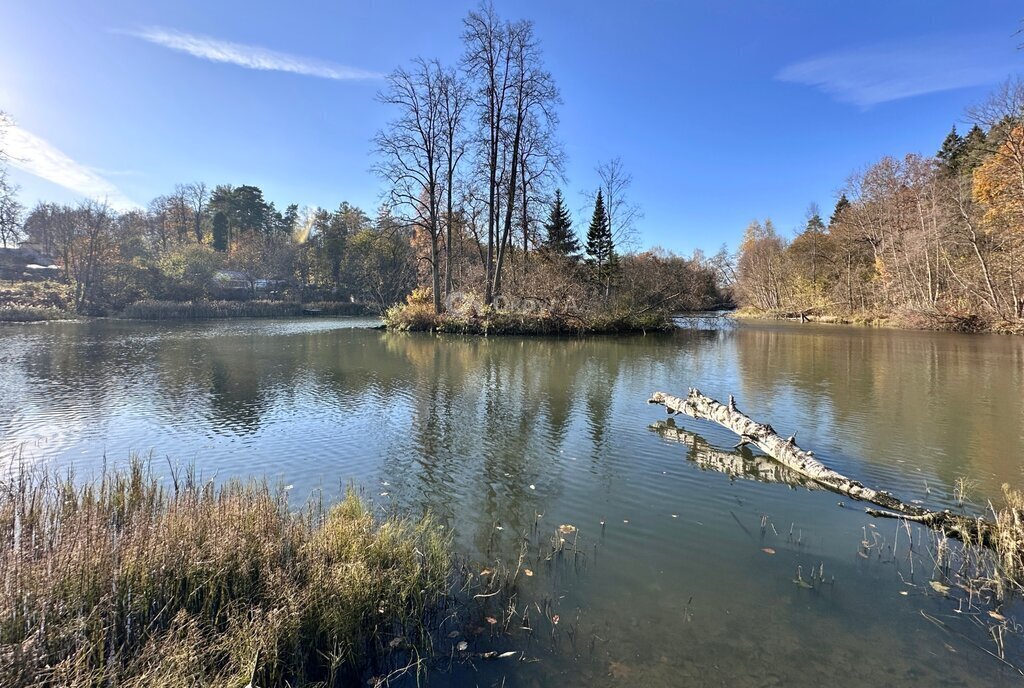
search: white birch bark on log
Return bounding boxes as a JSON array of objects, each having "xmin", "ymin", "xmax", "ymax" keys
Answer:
[{"xmin": 648, "ymin": 388, "xmax": 993, "ymax": 547}]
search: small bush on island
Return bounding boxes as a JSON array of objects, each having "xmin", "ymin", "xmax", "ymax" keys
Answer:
[{"xmin": 0, "ymin": 462, "xmax": 451, "ymax": 687}]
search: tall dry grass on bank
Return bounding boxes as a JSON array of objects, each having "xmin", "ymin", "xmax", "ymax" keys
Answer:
[
  {"xmin": 0, "ymin": 462, "xmax": 450, "ymax": 687},
  {"xmin": 971, "ymin": 484, "xmax": 1024, "ymax": 602},
  {"xmin": 0, "ymin": 306, "xmax": 74, "ymax": 323}
]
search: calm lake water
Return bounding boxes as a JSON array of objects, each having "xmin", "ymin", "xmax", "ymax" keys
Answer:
[{"xmin": 2, "ymin": 317, "xmax": 1024, "ymax": 686}]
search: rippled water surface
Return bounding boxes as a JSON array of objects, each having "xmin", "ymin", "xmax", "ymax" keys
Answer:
[{"xmin": 2, "ymin": 317, "xmax": 1024, "ymax": 686}]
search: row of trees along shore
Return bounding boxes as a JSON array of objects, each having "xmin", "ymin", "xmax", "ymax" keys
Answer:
[
  {"xmin": 735, "ymin": 78, "xmax": 1024, "ymax": 333},
  {"xmin": 0, "ymin": 4, "xmax": 726, "ymax": 325}
]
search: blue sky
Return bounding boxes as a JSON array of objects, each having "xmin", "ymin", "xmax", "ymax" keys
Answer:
[{"xmin": 2, "ymin": 1, "xmax": 1023, "ymax": 255}]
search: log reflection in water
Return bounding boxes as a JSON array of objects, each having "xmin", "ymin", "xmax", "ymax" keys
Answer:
[{"xmin": 649, "ymin": 418, "xmax": 819, "ymax": 491}]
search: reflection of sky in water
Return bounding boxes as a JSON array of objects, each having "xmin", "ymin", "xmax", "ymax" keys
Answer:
[{"xmin": 1, "ymin": 317, "xmax": 1022, "ymax": 686}]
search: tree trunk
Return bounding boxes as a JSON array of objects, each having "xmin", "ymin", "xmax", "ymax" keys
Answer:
[{"xmin": 648, "ymin": 389, "xmax": 996, "ymax": 547}]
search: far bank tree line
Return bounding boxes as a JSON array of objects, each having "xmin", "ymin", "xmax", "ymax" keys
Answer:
[
  {"xmin": 8, "ymin": 185, "xmax": 418, "ymax": 314},
  {"xmin": 0, "ymin": 4, "xmax": 726, "ymax": 318},
  {"xmin": 735, "ymin": 79, "xmax": 1024, "ymax": 331}
]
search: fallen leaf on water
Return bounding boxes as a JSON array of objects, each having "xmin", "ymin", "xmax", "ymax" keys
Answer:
[
  {"xmin": 929, "ymin": 580, "xmax": 951, "ymax": 595},
  {"xmin": 558, "ymin": 524, "xmax": 577, "ymax": 535},
  {"xmin": 761, "ymin": 548, "xmax": 776, "ymax": 555},
  {"xmin": 608, "ymin": 661, "xmax": 633, "ymax": 679},
  {"xmin": 523, "ymin": 568, "xmax": 534, "ymax": 577},
  {"xmin": 480, "ymin": 568, "xmax": 493, "ymax": 576},
  {"xmin": 552, "ymin": 614, "xmax": 560, "ymax": 625},
  {"xmin": 485, "ymin": 616, "xmax": 497, "ymax": 625},
  {"xmin": 989, "ymin": 610, "xmax": 1007, "ymax": 622},
  {"xmin": 456, "ymin": 641, "xmax": 468, "ymax": 651}
]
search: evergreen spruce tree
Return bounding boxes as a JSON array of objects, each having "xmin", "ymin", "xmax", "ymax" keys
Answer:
[
  {"xmin": 585, "ymin": 189, "xmax": 616, "ymax": 295},
  {"xmin": 937, "ymin": 125, "xmax": 965, "ymax": 173},
  {"xmin": 540, "ymin": 189, "xmax": 579, "ymax": 258},
  {"xmin": 829, "ymin": 194, "xmax": 850, "ymax": 228},
  {"xmin": 961, "ymin": 124, "xmax": 989, "ymax": 172},
  {"xmin": 212, "ymin": 211, "xmax": 229, "ymax": 252}
]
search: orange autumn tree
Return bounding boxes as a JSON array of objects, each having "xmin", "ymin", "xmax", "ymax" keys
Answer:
[{"xmin": 973, "ymin": 123, "xmax": 1024, "ymax": 319}]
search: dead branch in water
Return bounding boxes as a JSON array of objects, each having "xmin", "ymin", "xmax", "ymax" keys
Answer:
[{"xmin": 648, "ymin": 388, "xmax": 998, "ymax": 549}]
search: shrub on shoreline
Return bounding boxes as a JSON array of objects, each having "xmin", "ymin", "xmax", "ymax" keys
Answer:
[
  {"xmin": 0, "ymin": 462, "xmax": 450, "ymax": 687},
  {"xmin": 0, "ymin": 305, "xmax": 75, "ymax": 322},
  {"xmin": 0, "ymin": 281, "xmax": 76, "ymax": 321},
  {"xmin": 732, "ymin": 306, "xmax": 1024, "ymax": 335}
]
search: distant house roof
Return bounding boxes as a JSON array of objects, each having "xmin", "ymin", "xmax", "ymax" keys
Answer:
[
  {"xmin": 0, "ymin": 247, "xmax": 62, "ymax": 279},
  {"xmin": 213, "ymin": 270, "xmax": 250, "ymax": 282}
]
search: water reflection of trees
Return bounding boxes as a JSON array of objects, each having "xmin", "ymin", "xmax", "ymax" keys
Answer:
[
  {"xmin": 734, "ymin": 325, "xmax": 1024, "ymax": 495},
  {"xmin": 376, "ymin": 332, "xmax": 710, "ymax": 554}
]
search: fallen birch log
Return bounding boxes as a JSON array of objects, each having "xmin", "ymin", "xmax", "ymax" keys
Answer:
[{"xmin": 648, "ymin": 388, "xmax": 995, "ymax": 547}]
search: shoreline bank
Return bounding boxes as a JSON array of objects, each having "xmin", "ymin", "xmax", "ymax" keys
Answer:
[{"xmin": 731, "ymin": 308, "xmax": 1024, "ymax": 336}]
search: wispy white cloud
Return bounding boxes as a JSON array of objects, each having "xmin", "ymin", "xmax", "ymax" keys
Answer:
[
  {"xmin": 4, "ymin": 124, "xmax": 137, "ymax": 209},
  {"xmin": 776, "ymin": 34, "xmax": 1022, "ymax": 108},
  {"xmin": 121, "ymin": 26, "xmax": 382, "ymax": 80}
]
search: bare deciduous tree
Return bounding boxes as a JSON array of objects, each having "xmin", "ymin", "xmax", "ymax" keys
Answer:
[
  {"xmin": 0, "ymin": 112, "xmax": 24, "ymax": 248},
  {"xmin": 181, "ymin": 182, "xmax": 209, "ymax": 244},
  {"xmin": 591, "ymin": 157, "xmax": 642, "ymax": 252},
  {"xmin": 374, "ymin": 58, "xmax": 446, "ymax": 314}
]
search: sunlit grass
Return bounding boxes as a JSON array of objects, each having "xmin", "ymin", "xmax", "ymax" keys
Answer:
[{"xmin": 0, "ymin": 460, "xmax": 451, "ymax": 687}]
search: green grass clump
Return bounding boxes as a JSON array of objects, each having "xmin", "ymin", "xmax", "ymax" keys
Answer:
[{"xmin": 0, "ymin": 462, "xmax": 451, "ymax": 687}]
